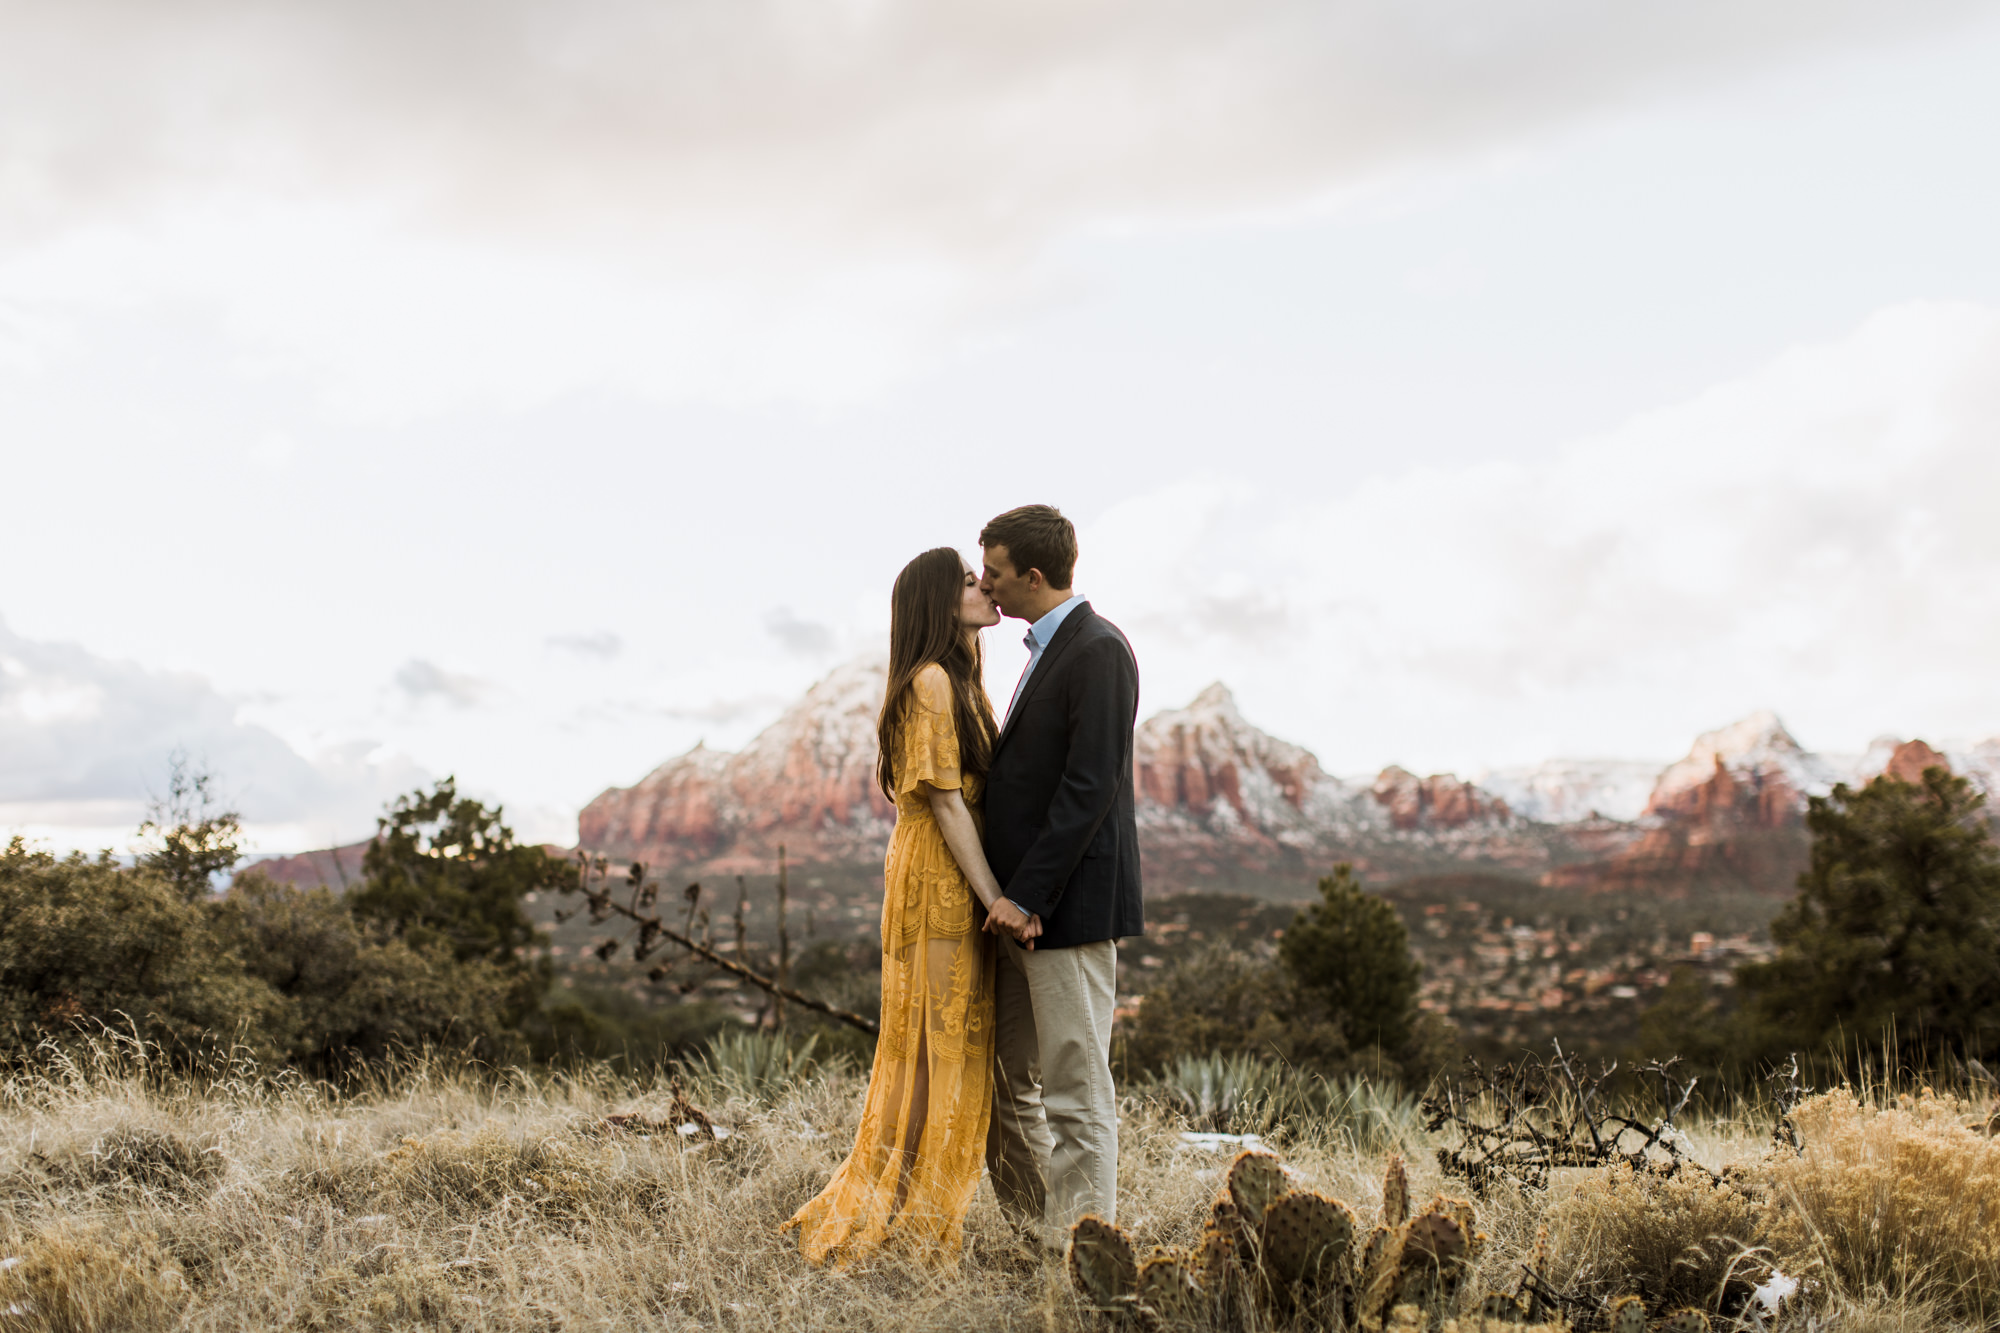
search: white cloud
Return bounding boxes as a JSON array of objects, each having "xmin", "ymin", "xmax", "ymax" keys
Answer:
[
  {"xmin": 0, "ymin": 620, "xmax": 427, "ymax": 850},
  {"xmin": 1091, "ymin": 301, "xmax": 2000, "ymax": 773},
  {"xmin": 394, "ymin": 659, "xmax": 493, "ymax": 709},
  {"xmin": 0, "ymin": 2, "xmax": 1987, "ymax": 414}
]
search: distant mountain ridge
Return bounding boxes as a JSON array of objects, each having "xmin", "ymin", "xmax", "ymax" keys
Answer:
[{"xmin": 575, "ymin": 656, "xmax": 2000, "ymax": 896}]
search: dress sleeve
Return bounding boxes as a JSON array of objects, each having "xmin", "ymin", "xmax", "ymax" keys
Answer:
[{"xmin": 895, "ymin": 664, "xmax": 963, "ymax": 796}]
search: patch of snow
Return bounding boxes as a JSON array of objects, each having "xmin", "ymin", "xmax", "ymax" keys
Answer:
[
  {"xmin": 1176, "ymin": 1131, "xmax": 1265, "ymax": 1153},
  {"xmin": 1753, "ymin": 1270, "xmax": 1798, "ymax": 1312},
  {"xmin": 1474, "ymin": 759, "xmax": 1664, "ymax": 823}
]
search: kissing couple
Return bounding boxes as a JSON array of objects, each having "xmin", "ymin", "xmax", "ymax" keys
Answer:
[{"xmin": 783, "ymin": 504, "xmax": 1144, "ymax": 1265}]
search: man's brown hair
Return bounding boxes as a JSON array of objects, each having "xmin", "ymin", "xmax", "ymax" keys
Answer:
[{"xmin": 980, "ymin": 505, "xmax": 1077, "ymax": 590}]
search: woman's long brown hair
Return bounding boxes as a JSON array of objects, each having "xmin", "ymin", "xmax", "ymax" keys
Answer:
[{"xmin": 877, "ymin": 547, "xmax": 997, "ymax": 802}]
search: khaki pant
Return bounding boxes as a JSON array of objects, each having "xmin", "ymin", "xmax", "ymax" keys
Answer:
[{"xmin": 985, "ymin": 934, "xmax": 1118, "ymax": 1247}]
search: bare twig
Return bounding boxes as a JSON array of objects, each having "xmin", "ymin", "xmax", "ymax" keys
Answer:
[
  {"xmin": 1422, "ymin": 1043, "xmax": 1715, "ymax": 1194},
  {"xmin": 564, "ymin": 855, "xmax": 877, "ymax": 1036}
]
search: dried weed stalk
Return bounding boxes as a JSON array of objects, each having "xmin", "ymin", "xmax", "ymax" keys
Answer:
[{"xmin": 1422, "ymin": 1043, "xmax": 1710, "ymax": 1194}]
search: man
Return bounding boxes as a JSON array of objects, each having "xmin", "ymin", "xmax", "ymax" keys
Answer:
[{"xmin": 976, "ymin": 504, "xmax": 1143, "ymax": 1250}]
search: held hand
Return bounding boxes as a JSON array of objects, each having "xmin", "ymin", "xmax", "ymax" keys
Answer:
[
  {"xmin": 984, "ymin": 897, "xmax": 1037, "ymax": 949},
  {"xmin": 1020, "ymin": 913, "xmax": 1043, "ymax": 948}
]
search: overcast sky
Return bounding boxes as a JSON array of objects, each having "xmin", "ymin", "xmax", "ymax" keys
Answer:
[{"xmin": 5, "ymin": 0, "xmax": 2000, "ymax": 852}]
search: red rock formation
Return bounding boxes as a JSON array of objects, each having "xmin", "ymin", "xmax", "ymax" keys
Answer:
[
  {"xmin": 577, "ymin": 658, "xmax": 894, "ymax": 870},
  {"xmin": 1882, "ymin": 739, "xmax": 1950, "ymax": 785},
  {"xmin": 245, "ymin": 840, "xmax": 371, "ymax": 888},
  {"xmin": 1547, "ymin": 712, "xmax": 1823, "ymax": 895},
  {"xmin": 1371, "ymin": 767, "xmax": 1511, "ymax": 831}
]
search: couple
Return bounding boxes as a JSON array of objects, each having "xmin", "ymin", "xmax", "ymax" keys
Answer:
[{"xmin": 783, "ymin": 504, "xmax": 1144, "ymax": 1265}]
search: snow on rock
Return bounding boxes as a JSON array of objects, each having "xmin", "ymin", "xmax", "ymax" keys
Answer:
[
  {"xmin": 578, "ymin": 656, "xmax": 893, "ymax": 867},
  {"xmin": 1472, "ymin": 760, "xmax": 1664, "ymax": 824},
  {"xmin": 1643, "ymin": 709, "xmax": 1848, "ymax": 825},
  {"xmin": 1134, "ymin": 682, "xmax": 1373, "ymax": 859}
]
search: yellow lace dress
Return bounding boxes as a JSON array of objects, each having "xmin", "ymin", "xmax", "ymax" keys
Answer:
[{"xmin": 783, "ymin": 664, "xmax": 996, "ymax": 1265}]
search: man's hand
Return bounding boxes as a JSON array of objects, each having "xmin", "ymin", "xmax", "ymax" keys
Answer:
[{"xmin": 984, "ymin": 897, "xmax": 1040, "ymax": 949}]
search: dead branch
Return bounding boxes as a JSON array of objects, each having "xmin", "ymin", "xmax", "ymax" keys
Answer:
[
  {"xmin": 1422, "ymin": 1043, "xmax": 1716, "ymax": 1194},
  {"xmin": 559, "ymin": 855, "xmax": 878, "ymax": 1037}
]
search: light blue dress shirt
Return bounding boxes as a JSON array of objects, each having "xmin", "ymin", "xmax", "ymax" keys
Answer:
[{"xmin": 1003, "ymin": 593, "xmax": 1087, "ymax": 727}]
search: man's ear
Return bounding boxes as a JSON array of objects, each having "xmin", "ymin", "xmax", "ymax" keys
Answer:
[{"xmin": 1025, "ymin": 568, "xmax": 1045, "ymax": 590}]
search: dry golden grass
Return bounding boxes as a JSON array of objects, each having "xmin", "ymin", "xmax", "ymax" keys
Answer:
[
  {"xmin": 1545, "ymin": 1159, "xmax": 1766, "ymax": 1317},
  {"xmin": 0, "ymin": 1040, "xmax": 1962, "ymax": 1332},
  {"xmin": 1762, "ymin": 1087, "xmax": 2000, "ymax": 1324}
]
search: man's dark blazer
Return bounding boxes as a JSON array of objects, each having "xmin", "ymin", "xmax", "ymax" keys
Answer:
[{"xmin": 983, "ymin": 600, "xmax": 1144, "ymax": 950}]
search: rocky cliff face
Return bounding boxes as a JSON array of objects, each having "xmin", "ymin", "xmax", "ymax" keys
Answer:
[
  {"xmin": 577, "ymin": 657, "xmax": 893, "ymax": 870},
  {"xmin": 1543, "ymin": 715, "xmax": 2000, "ymax": 895},
  {"xmin": 574, "ymin": 656, "xmax": 2000, "ymax": 896}
]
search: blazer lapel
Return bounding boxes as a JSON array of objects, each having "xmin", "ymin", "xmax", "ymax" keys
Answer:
[{"xmin": 994, "ymin": 601, "xmax": 1094, "ymax": 755}]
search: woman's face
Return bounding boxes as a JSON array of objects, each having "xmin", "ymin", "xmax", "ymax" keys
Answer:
[{"xmin": 959, "ymin": 566, "xmax": 1001, "ymax": 630}]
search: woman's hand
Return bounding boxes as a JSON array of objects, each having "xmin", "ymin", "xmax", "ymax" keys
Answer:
[{"xmin": 983, "ymin": 896, "xmax": 1040, "ymax": 949}]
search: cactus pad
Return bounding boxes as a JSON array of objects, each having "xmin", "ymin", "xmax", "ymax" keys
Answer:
[
  {"xmin": 1382, "ymin": 1152, "xmax": 1410, "ymax": 1227},
  {"xmin": 1660, "ymin": 1310, "xmax": 1710, "ymax": 1332},
  {"xmin": 1067, "ymin": 1215, "xmax": 1137, "ymax": 1309},
  {"xmin": 1480, "ymin": 1290, "xmax": 1527, "ymax": 1322},
  {"xmin": 1196, "ymin": 1225, "xmax": 1244, "ymax": 1295},
  {"xmin": 1609, "ymin": 1294, "xmax": 1647, "ymax": 1333},
  {"xmin": 1206, "ymin": 1192, "xmax": 1250, "ymax": 1252},
  {"xmin": 1401, "ymin": 1211, "xmax": 1469, "ymax": 1268},
  {"xmin": 1226, "ymin": 1150, "xmax": 1290, "ymax": 1226},
  {"xmin": 1259, "ymin": 1191, "xmax": 1357, "ymax": 1292},
  {"xmin": 1136, "ymin": 1248, "xmax": 1203, "ymax": 1326}
]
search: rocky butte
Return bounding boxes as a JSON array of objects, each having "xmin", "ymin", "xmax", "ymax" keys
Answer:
[{"xmin": 573, "ymin": 658, "xmax": 1999, "ymax": 898}]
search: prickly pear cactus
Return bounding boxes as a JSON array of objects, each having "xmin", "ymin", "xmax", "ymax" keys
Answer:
[
  {"xmin": 1068, "ymin": 1215, "xmax": 1138, "ymax": 1310},
  {"xmin": 1357, "ymin": 1223, "xmax": 1402, "ymax": 1328},
  {"xmin": 1259, "ymin": 1191, "xmax": 1357, "ymax": 1292},
  {"xmin": 1382, "ymin": 1152, "xmax": 1410, "ymax": 1227},
  {"xmin": 1659, "ymin": 1310, "xmax": 1710, "ymax": 1333},
  {"xmin": 1402, "ymin": 1211, "xmax": 1469, "ymax": 1268},
  {"xmin": 1608, "ymin": 1295, "xmax": 1647, "ymax": 1333},
  {"xmin": 1196, "ymin": 1224, "xmax": 1246, "ymax": 1316},
  {"xmin": 1386, "ymin": 1303, "xmax": 1425, "ymax": 1332},
  {"xmin": 1480, "ymin": 1290, "xmax": 1527, "ymax": 1322},
  {"xmin": 1136, "ymin": 1248, "xmax": 1203, "ymax": 1327},
  {"xmin": 1206, "ymin": 1191, "xmax": 1249, "ymax": 1252},
  {"xmin": 1226, "ymin": 1149, "xmax": 1290, "ymax": 1228}
]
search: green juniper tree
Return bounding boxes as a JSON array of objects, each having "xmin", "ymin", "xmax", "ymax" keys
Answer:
[
  {"xmin": 1737, "ymin": 766, "xmax": 2000, "ymax": 1065},
  {"xmin": 1280, "ymin": 863, "xmax": 1423, "ymax": 1055}
]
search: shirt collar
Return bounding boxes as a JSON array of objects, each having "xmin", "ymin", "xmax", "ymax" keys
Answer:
[{"xmin": 1027, "ymin": 593, "xmax": 1087, "ymax": 649}]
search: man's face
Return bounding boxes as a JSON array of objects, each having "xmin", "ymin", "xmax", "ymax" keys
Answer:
[{"xmin": 979, "ymin": 545, "xmax": 1037, "ymax": 621}]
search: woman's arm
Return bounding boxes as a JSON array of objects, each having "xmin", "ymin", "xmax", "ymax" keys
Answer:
[{"xmin": 925, "ymin": 783, "xmax": 1036, "ymax": 945}]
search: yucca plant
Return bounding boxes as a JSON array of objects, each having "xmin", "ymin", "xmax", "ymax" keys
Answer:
[{"xmin": 689, "ymin": 1029, "xmax": 823, "ymax": 1097}]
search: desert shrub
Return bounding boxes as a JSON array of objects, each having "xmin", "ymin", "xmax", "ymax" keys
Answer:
[
  {"xmin": 347, "ymin": 779, "xmax": 577, "ymax": 1030},
  {"xmin": 1116, "ymin": 871, "xmax": 1448, "ymax": 1084},
  {"xmin": 134, "ymin": 754, "xmax": 243, "ymax": 903},
  {"xmin": 217, "ymin": 870, "xmax": 524, "ymax": 1071},
  {"xmin": 1548, "ymin": 1160, "xmax": 1766, "ymax": 1317},
  {"xmin": 1115, "ymin": 941, "xmax": 1347, "ymax": 1075},
  {"xmin": 379, "ymin": 1124, "xmax": 609, "ymax": 1221},
  {"xmin": 1763, "ymin": 1087, "xmax": 2000, "ymax": 1321},
  {"xmin": 71, "ymin": 1125, "xmax": 225, "ymax": 1199},
  {"xmin": 0, "ymin": 1219, "xmax": 187, "ymax": 1333},
  {"xmin": 0, "ymin": 840, "xmax": 288, "ymax": 1062},
  {"xmin": 523, "ymin": 983, "xmax": 736, "ymax": 1071}
]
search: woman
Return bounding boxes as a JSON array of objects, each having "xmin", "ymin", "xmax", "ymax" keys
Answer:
[{"xmin": 783, "ymin": 547, "xmax": 1014, "ymax": 1265}]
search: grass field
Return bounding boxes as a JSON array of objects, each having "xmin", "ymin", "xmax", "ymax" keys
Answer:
[{"xmin": 0, "ymin": 1035, "xmax": 1982, "ymax": 1332}]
